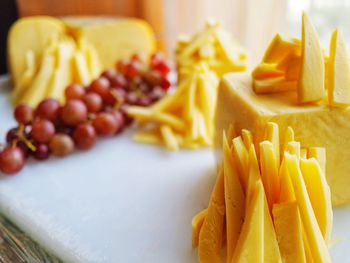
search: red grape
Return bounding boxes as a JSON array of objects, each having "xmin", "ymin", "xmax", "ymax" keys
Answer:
[
  {"xmin": 101, "ymin": 69, "xmax": 117, "ymax": 82},
  {"xmin": 6, "ymin": 127, "xmax": 19, "ymax": 143},
  {"xmin": 92, "ymin": 113, "xmax": 118, "ymax": 136},
  {"xmin": 161, "ymin": 78, "xmax": 171, "ymax": 90},
  {"xmin": 88, "ymin": 77, "xmax": 110, "ymax": 99},
  {"xmin": 32, "ymin": 143, "xmax": 50, "ymax": 160},
  {"xmin": 14, "ymin": 104, "xmax": 33, "ymax": 124},
  {"xmin": 125, "ymin": 61, "xmax": 143, "ymax": 79},
  {"xmin": 0, "ymin": 147, "xmax": 25, "ymax": 174},
  {"xmin": 35, "ymin": 99, "xmax": 60, "ymax": 122},
  {"xmin": 49, "ymin": 134, "xmax": 74, "ymax": 157},
  {"xmin": 83, "ymin": 92, "xmax": 103, "ymax": 113},
  {"xmin": 17, "ymin": 141, "xmax": 30, "ymax": 158},
  {"xmin": 65, "ymin": 84, "xmax": 86, "ymax": 100},
  {"xmin": 144, "ymin": 70, "xmax": 162, "ymax": 86},
  {"xmin": 111, "ymin": 111, "xmax": 125, "ymax": 134},
  {"xmin": 116, "ymin": 59, "xmax": 128, "ymax": 74},
  {"xmin": 126, "ymin": 92, "xmax": 139, "ymax": 105},
  {"xmin": 110, "ymin": 74, "xmax": 127, "ymax": 89},
  {"xmin": 31, "ymin": 119, "xmax": 56, "ymax": 143},
  {"xmin": 73, "ymin": 124, "xmax": 96, "ymax": 150},
  {"xmin": 137, "ymin": 97, "xmax": 152, "ymax": 107},
  {"xmin": 60, "ymin": 100, "xmax": 88, "ymax": 126}
]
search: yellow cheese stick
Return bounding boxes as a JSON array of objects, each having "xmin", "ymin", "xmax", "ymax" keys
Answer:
[
  {"xmin": 223, "ymin": 134, "xmax": 245, "ymax": 262},
  {"xmin": 308, "ymin": 147, "xmax": 326, "ymax": 174},
  {"xmin": 265, "ymin": 122, "xmax": 280, "ymax": 165},
  {"xmin": 231, "ymin": 136, "xmax": 249, "ymax": 190},
  {"xmin": 133, "ymin": 131, "xmax": 162, "ymax": 145},
  {"xmin": 279, "ymin": 157, "xmax": 295, "ymax": 203},
  {"xmin": 246, "ymin": 144, "xmax": 261, "ymax": 208},
  {"xmin": 285, "ymin": 141, "xmax": 301, "ymax": 159},
  {"xmin": 160, "ymin": 125, "xmax": 179, "ymax": 151},
  {"xmin": 241, "ymin": 129, "xmax": 253, "ymax": 151}
]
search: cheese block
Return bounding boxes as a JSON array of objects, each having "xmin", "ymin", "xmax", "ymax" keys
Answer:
[
  {"xmin": 8, "ymin": 16, "xmax": 65, "ymax": 86},
  {"xmin": 63, "ymin": 16, "xmax": 156, "ymax": 69},
  {"xmin": 215, "ymin": 72, "xmax": 350, "ymax": 206},
  {"xmin": 327, "ymin": 28, "xmax": 350, "ymax": 107}
]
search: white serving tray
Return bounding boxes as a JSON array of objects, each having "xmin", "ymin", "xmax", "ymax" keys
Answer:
[{"xmin": 0, "ymin": 76, "xmax": 349, "ymax": 262}]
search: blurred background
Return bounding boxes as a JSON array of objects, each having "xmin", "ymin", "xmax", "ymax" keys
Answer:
[{"xmin": 1, "ymin": 0, "xmax": 350, "ymax": 74}]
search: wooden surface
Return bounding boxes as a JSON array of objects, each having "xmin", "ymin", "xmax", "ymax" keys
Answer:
[{"xmin": 0, "ymin": 214, "xmax": 61, "ymax": 263}]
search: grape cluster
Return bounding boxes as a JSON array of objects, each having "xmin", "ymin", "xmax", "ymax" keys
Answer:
[{"xmin": 0, "ymin": 52, "xmax": 174, "ymax": 175}]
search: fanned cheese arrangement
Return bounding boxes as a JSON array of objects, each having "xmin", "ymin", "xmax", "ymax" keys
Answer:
[
  {"xmin": 215, "ymin": 13, "xmax": 350, "ymax": 206},
  {"xmin": 128, "ymin": 22, "xmax": 247, "ymax": 150},
  {"xmin": 193, "ymin": 123, "xmax": 332, "ymax": 263},
  {"xmin": 8, "ymin": 16, "xmax": 156, "ymax": 106}
]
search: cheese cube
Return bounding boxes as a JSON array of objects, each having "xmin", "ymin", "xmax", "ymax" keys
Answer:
[{"xmin": 215, "ymin": 72, "xmax": 350, "ymax": 206}]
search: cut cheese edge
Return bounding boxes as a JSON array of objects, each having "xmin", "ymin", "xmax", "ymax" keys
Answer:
[
  {"xmin": 253, "ymin": 77, "xmax": 297, "ymax": 94},
  {"xmin": 327, "ymin": 28, "xmax": 350, "ymax": 107},
  {"xmin": 298, "ymin": 12, "xmax": 325, "ymax": 103}
]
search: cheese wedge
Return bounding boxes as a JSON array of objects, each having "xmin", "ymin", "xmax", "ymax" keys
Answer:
[
  {"xmin": 273, "ymin": 202, "xmax": 306, "ymax": 263},
  {"xmin": 253, "ymin": 77, "xmax": 297, "ymax": 94},
  {"xmin": 223, "ymin": 134, "xmax": 245, "ymax": 262},
  {"xmin": 300, "ymin": 158, "xmax": 332, "ymax": 243},
  {"xmin": 298, "ymin": 13, "xmax": 325, "ymax": 103},
  {"xmin": 284, "ymin": 153, "xmax": 331, "ymax": 263},
  {"xmin": 263, "ymin": 34, "xmax": 301, "ymax": 63},
  {"xmin": 198, "ymin": 169, "xmax": 225, "ymax": 263},
  {"xmin": 215, "ymin": 72, "xmax": 350, "ymax": 206},
  {"xmin": 327, "ymin": 28, "xmax": 350, "ymax": 107},
  {"xmin": 252, "ymin": 63, "xmax": 284, "ymax": 80},
  {"xmin": 232, "ymin": 181, "xmax": 264, "ymax": 263},
  {"xmin": 7, "ymin": 16, "xmax": 65, "ymax": 86}
]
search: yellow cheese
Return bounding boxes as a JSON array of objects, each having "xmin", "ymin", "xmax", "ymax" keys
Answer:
[
  {"xmin": 198, "ymin": 169, "xmax": 225, "ymax": 263},
  {"xmin": 282, "ymin": 126, "xmax": 295, "ymax": 152},
  {"xmin": 47, "ymin": 38, "xmax": 75, "ymax": 103},
  {"xmin": 279, "ymin": 158, "xmax": 295, "ymax": 203},
  {"xmin": 160, "ymin": 125, "xmax": 179, "ymax": 151},
  {"xmin": 263, "ymin": 34, "xmax": 301, "ymax": 63},
  {"xmin": 253, "ymin": 77, "xmax": 297, "ymax": 94},
  {"xmin": 308, "ymin": 147, "xmax": 326, "ymax": 173},
  {"xmin": 285, "ymin": 56, "xmax": 301, "ymax": 80},
  {"xmin": 19, "ymin": 52, "xmax": 55, "ymax": 107},
  {"xmin": 64, "ymin": 17, "xmax": 156, "ymax": 69},
  {"xmin": 246, "ymin": 144, "xmax": 261, "ymax": 208},
  {"xmin": 285, "ymin": 153, "xmax": 331, "ymax": 263},
  {"xmin": 300, "ymin": 158, "xmax": 332, "ymax": 243},
  {"xmin": 232, "ymin": 181, "xmax": 264, "ymax": 263},
  {"xmin": 259, "ymin": 141, "xmax": 279, "ymax": 210},
  {"xmin": 215, "ymin": 72, "xmax": 350, "ymax": 206},
  {"xmin": 327, "ymin": 28, "xmax": 350, "ymax": 107},
  {"xmin": 285, "ymin": 141, "xmax": 301, "ymax": 159},
  {"xmin": 252, "ymin": 63, "xmax": 284, "ymax": 80},
  {"xmin": 7, "ymin": 16, "xmax": 65, "ymax": 86},
  {"xmin": 265, "ymin": 122, "xmax": 280, "ymax": 165},
  {"xmin": 231, "ymin": 136, "xmax": 249, "ymax": 190},
  {"xmin": 72, "ymin": 50, "xmax": 91, "ymax": 86},
  {"xmin": 11, "ymin": 50, "xmax": 37, "ymax": 103},
  {"xmin": 223, "ymin": 134, "xmax": 245, "ymax": 262},
  {"xmin": 241, "ymin": 129, "xmax": 253, "ymax": 151},
  {"xmin": 192, "ymin": 209, "xmax": 207, "ymax": 248},
  {"xmin": 298, "ymin": 13, "xmax": 325, "ymax": 103},
  {"xmin": 273, "ymin": 202, "xmax": 306, "ymax": 263}
]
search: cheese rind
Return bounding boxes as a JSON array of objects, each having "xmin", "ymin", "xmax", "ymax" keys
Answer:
[{"xmin": 215, "ymin": 72, "xmax": 350, "ymax": 206}]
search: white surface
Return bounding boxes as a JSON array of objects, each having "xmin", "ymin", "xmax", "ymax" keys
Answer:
[{"xmin": 0, "ymin": 76, "xmax": 349, "ymax": 262}]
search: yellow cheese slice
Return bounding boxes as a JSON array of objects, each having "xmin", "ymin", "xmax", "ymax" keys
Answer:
[
  {"xmin": 282, "ymin": 126, "xmax": 295, "ymax": 152},
  {"xmin": 198, "ymin": 169, "xmax": 225, "ymax": 263},
  {"xmin": 223, "ymin": 134, "xmax": 245, "ymax": 262},
  {"xmin": 246, "ymin": 144, "xmax": 261, "ymax": 208},
  {"xmin": 231, "ymin": 136, "xmax": 249, "ymax": 190},
  {"xmin": 285, "ymin": 141, "xmax": 301, "ymax": 159},
  {"xmin": 8, "ymin": 16, "xmax": 65, "ymax": 86},
  {"xmin": 273, "ymin": 202, "xmax": 306, "ymax": 263},
  {"xmin": 252, "ymin": 63, "xmax": 284, "ymax": 80},
  {"xmin": 12, "ymin": 50, "xmax": 37, "ymax": 104},
  {"xmin": 253, "ymin": 77, "xmax": 297, "ymax": 94},
  {"xmin": 279, "ymin": 157, "xmax": 295, "ymax": 203},
  {"xmin": 285, "ymin": 153, "xmax": 331, "ymax": 263},
  {"xmin": 308, "ymin": 147, "xmax": 326, "ymax": 173},
  {"xmin": 259, "ymin": 141, "xmax": 280, "ymax": 210},
  {"xmin": 232, "ymin": 180, "xmax": 264, "ymax": 263},
  {"xmin": 285, "ymin": 56, "xmax": 301, "ymax": 80},
  {"xmin": 300, "ymin": 148, "xmax": 307, "ymax": 159},
  {"xmin": 192, "ymin": 209, "xmax": 207, "ymax": 248},
  {"xmin": 47, "ymin": 38, "xmax": 75, "ymax": 103},
  {"xmin": 298, "ymin": 13, "xmax": 325, "ymax": 103},
  {"xmin": 19, "ymin": 52, "xmax": 56, "ymax": 107},
  {"xmin": 300, "ymin": 158, "xmax": 332, "ymax": 243},
  {"xmin": 241, "ymin": 129, "xmax": 253, "ymax": 151},
  {"xmin": 263, "ymin": 34, "xmax": 301, "ymax": 63},
  {"xmin": 265, "ymin": 122, "xmax": 280, "ymax": 165},
  {"xmin": 327, "ymin": 28, "xmax": 350, "ymax": 107}
]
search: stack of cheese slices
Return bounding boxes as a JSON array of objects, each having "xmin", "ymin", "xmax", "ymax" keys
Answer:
[{"xmin": 193, "ymin": 122, "xmax": 332, "ymax": 263}]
